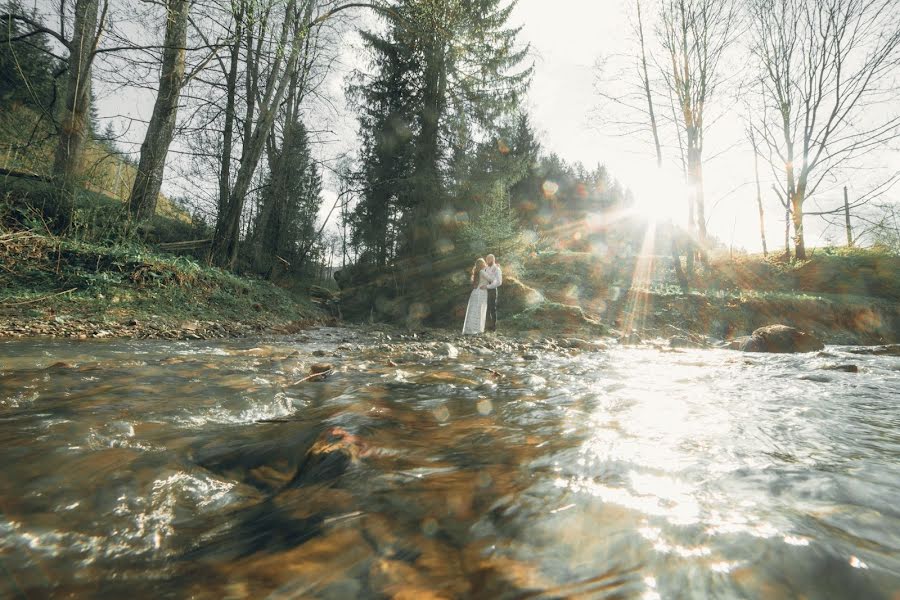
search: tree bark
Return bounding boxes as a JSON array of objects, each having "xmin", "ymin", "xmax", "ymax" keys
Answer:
[
  {"xmin": 791, "ymin": 186, "xmax": 806, "ymax": 260},
  {"xmin": 749, "ymin": 128, "xmax": 767, "ymax": 256},
  {"xmin": 844, "ymin": 186, "xmax": 853, "ymax": 247},
  {"xmin": 53, "ymin": 0, "xmax": 102, "ymax": 182},
  {"xmin": 209, "ymin": 0, "xmax": 307, "ymax": 268},
  {"xmin": 784, "ymin": 203, "xmax": 790, "ymax": 256},
  {"xmin": 636, "ymin": 0, "xmax": 661, "ymax": 168},
  {"xmin": 127, "ymin": 0, "xmax": 190, "ymax": 222}
]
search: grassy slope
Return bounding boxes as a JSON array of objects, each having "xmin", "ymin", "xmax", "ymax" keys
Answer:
[
  {"xmin": 0, "ymin": 112, "xmax": 326, "ymax": 338},
  {"xmin": 514, "ymin": 248, "xmax": 900, "ymax": 343},
  {"xmin": 0, "ymin": 229, "xmax": 325, "ymax": 338},
  {"xmin": 0, "ymin": 103, "xmax": 187, "ymax": 220}
]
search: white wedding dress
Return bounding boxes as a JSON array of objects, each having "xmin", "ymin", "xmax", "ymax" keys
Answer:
[{"xmin": 462, "ymin": 269, "xmax": 492, "ymax": 335}]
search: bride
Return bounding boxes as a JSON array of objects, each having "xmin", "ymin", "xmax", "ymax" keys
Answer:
[{"xmin": 462, "ymin": 258, "xmax": 493, "ymax": 335}]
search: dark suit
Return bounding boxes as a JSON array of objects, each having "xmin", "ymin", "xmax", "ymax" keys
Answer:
[{"xmin": 486, "ymin": 288, "xmax": 497, "ymax": 331}]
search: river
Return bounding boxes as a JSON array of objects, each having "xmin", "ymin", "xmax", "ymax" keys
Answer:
[{"xmin": 1, "ymin": 327, "xmax": 898, "ymax": 598}]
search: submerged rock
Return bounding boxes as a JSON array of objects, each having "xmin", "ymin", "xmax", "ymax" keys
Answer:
[
  {"xmin": 822, "ymin": 364, "xmax": 859, "ymax": 373},
  {"xmin": 736, "ymin": 325, "xmax": 824, "ymax": 353},
  {"xmin": 435, "ymin": 343, "xmax": 459, "ymax": 359},
  {"xmin": 845, "ymin": 344, "xmax": 900, "ymax": 356},
  {"xmin": 669, "ymin": 335, "xmax": 706, "ymax": 349}
]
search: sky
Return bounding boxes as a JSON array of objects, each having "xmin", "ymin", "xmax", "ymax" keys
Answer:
[
  {"xmin": 510, "ymin": 0, "xmax": 899, "ymax": 252},
  {"xmin": 88, "ymin": 0, "xmax": 898, "ymax": 253}
]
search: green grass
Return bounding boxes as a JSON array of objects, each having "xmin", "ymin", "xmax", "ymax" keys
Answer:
[
  {"xmin": 0, "ymin": 175, "xmax": 205, "ymax": 245},
  {"xmin": 0, "ymin": 229, "xmax": 322, "ymax": 331},
  {"xmin": 0, "ymin": 104, "xmax": 188, "ymax": 221}
]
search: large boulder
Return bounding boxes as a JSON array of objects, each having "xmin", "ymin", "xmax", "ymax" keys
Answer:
[{"xmin": 737, "ymin": 324, "xmax": 824, "ymax": 353}]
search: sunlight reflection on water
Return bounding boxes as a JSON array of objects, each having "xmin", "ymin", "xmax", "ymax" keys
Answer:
[{"xmin": 0, "ymin": 332, "xmax": 898, "ymax": 598}]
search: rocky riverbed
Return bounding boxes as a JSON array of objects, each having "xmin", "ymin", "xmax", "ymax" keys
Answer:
[{"xmin": 1, "ymin": 325, "xmax": 898, "ymax": 598}]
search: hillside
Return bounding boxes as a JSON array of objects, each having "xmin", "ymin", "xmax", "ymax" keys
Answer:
[
  {"xmin": 0, "ymin": 228, "xmax": 329, "ymax": 339},
  {"xmin": 0, "ymin": 103, "xmax": 188, "ymax": 221}
]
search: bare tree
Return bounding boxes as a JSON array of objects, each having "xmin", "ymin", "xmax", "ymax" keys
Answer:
[
  {"xmin": 637, "ymin": 0, "xmax": 662, "ymax": 168},
  {"xmin": 748, "ymin": 0, "xmax": 900, "ymax": 259},
  {"xmin": 127, "ymin": 0, "xmax": 192, "ymax": 222},
  {"xmin": 208, "ymin": 0, "xmax": 390, "ymax": 268},
  {"xmin": 658, "ymin": 0, "xmax": 741, "ymax": 242},
  {"xmin": 747, "ymin": 125, "xmax": 768, "ymax": 256}
]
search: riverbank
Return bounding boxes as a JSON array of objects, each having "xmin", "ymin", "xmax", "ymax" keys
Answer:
[
  {"xmin": 0, "ymin": 230, "xmax": 330, "ymax": 340},
  {"xmin": 335, "ymin": 247, "xmax": 900, "ymax": 345}
]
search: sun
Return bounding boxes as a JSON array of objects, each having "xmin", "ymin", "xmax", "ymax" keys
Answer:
[{"xmin": 630, "ymin": 167, "xmax": 691, "ymax": 225}]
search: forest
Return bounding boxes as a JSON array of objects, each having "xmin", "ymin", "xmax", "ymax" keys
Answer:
[
  {"xmin": 1, "ymin": 0, "xmax": 899, "ymax": 337},
  {"xmin": 2, "ymin": 3, "xmax": 900, "ymax": 597}
]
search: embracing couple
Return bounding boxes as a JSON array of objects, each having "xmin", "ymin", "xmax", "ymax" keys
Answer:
[{"xmin": 462, "ymin": 254, "xmax": 502, "ymax": 335}]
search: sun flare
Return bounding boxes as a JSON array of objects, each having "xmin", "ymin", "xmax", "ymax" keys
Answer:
[{"xmin": 630, "ymin": 168, "xmax": 691, "ymax": 224}]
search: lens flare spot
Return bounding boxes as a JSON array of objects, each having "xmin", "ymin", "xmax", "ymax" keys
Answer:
[{"xmin": 542, "ymin": 180, "xmax": 559, "ymax": 198}]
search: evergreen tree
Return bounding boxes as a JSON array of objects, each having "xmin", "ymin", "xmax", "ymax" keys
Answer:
[
  {"xmin": 353, "ymin": 0, "xmax": 533, "ymax": 258},
  {"xmin": 348, "ymin": 29, "xmax": 418, "ymax": 267},
  {"xmin": 0, "ymin": 3, "xmax": 61, "ymax": 113},
  {"xmin": 252, "ymin": 120, "xmax": 323, "ymax": 278}
]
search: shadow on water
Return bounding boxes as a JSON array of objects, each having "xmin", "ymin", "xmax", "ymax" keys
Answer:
[{"xmin": 0, "ymin": 329, "xmax": 898, "ymax": 598}]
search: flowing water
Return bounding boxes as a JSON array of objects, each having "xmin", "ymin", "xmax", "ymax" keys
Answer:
[{"xmin": 1, "ymin": 328, "xmax": 898, "ymax": 599}]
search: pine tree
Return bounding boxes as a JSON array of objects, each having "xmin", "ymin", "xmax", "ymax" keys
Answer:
[
  {"xmin": 348, "ymin": 28, "xmax": 418, "ymax": 267},
  {"xmin": 353, "ymin": 0, "xmax": 533, "ymax": 258},
  {"xmin": 0, "ymin": 3, "xmax": 61, "ymax": 113},
  {"xmin": 252, "ymin": 120, "xmax": 323, "ymax": 278}
]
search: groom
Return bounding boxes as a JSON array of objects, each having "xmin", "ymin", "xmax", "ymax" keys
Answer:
[{"xmin": 479, "ymin": 253, "xmax": 502, "ymax": 331}]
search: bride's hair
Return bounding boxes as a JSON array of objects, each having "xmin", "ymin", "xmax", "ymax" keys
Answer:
[{"xmin": 471, "ymin": 258, "xmax": 487, "ymax": 283}]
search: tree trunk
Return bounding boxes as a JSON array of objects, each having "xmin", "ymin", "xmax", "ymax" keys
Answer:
[
  {"xmin": 671, "ymin": 238, "xmax": 688, "ymax": 293},
  {"xmin": 636, "ymin": 0, "xmax": 661, "ymax": 168},
  {"xmin": 750, "ymin": 129, "xmax": 767, "ymax": 256},
  {"xmin": 409, "ymin": 37, "xmax": 446, "ymax": 255},
  {"xmin": 217, "ymin": 3, "xmax": 244, "ymax": 216},
  {"xmin": 784, "ymin": 204, "xmax": 790, "ymax": 256},
  {"xmin": 209, "ymin": 0, "xmax": 306, "ymax": 268},
  {"xmin": 53, "ymin": 0, "xmax": 102, "ymax": 182},
  {"xmin": 791, "ymin": 188, "xmax": 806, "ymax": 260},
  {"xmin": 843, "ymin": 186, "xmax": 853, "ymax": 247},
  {"xmin": 127, "ymin": 0, "xmax": 190, "ymax": 222}
]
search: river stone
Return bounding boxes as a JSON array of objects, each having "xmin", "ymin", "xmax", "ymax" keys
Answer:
[
  {"xmin": 471, "ymin": 346, "xmax": 494, "ymax": 356},
  {"xmin": 845, "ymin": 344, "xmax": 900, "ymax": 356},
  {"xmin": 822, "ymin": 364, "xmax": 859, "ymax": 373},
  {"xmin": 435, "ymin": 343, "xmax": 459, "ymax": 359},
  {"xmin": 670, "ymin": 335, "xmax": 705, "ymax": 349},
  {"xmin": 619, "ymin": 332, "xmax": 642, "ymax": 345},
  {"xmin": 738, "ymin": 325, "xmax": 824, "ymax": 353},
  {"xmin": 563, "ymin": 338, "xmax": 607, "ymax": 351}
]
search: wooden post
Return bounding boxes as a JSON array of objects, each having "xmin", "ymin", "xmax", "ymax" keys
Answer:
[{"xmin": 844, "ymin": 186, "xmax": 853, "ymax": 247}]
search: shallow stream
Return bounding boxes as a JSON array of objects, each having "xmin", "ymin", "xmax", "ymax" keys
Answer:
[{"xmin": 1, "ymin": 328, "xmax": 898, "ymax": 598}]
